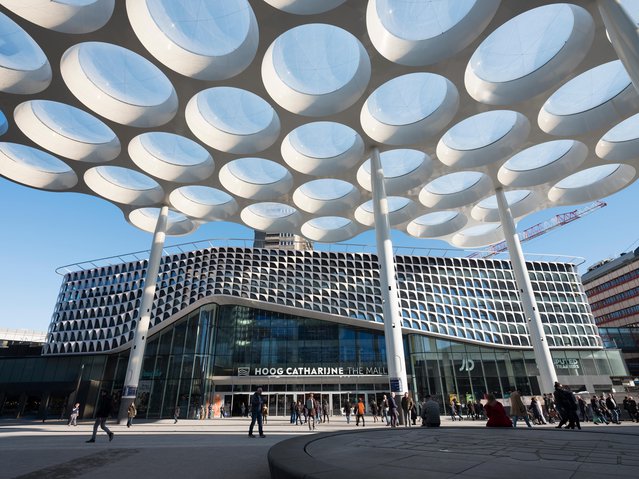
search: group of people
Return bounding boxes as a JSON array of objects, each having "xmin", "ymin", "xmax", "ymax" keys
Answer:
[
  {"xmin": 289, "ymin": 394, "xmax": 330, "ymax": 428},
  {"xmin": 448, "ymin": 397, "xmax": 486, "ymax": 421}
]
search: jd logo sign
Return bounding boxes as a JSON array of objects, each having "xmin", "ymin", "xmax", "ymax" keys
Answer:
[{"xmin": 459, "ymin": 358, "xmax": 475, "ymax": 372}]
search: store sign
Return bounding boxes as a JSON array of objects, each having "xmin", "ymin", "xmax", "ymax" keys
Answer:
[
  {"xmin": 553, "ymin": 358, "xmax": 580, "ymax": 370},
  {"xmin": 459, "ymin": 358, "xmax": 475, "ymax": 372},
  {"xmin": 237, "ymin": 366, "xmax": 388, "ymax": 376}
]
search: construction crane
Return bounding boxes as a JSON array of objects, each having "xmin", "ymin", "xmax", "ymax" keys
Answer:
[{"xmin": 468, "ymin": 200, "xmax": 607, "ymax": 258}]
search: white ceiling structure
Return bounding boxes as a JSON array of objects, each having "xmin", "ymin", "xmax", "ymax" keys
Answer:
[{"xmin": 1, "ymin": 0, "xmax": 639, "ymax": 247}]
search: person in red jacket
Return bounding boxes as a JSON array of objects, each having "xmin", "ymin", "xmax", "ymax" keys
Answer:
[{"xmin": 484, "ymin": 394, "xmax": 513, "ymax": 427}]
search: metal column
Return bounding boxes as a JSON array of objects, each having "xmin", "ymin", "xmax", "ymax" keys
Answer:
[
  {"xmin": 495, "ymin": 188, "xmax": 557, "ymax": 393},
  {"xmin": 370, "ymin": 147, "xmax": 409, "ymax": 395},
  {"xmin": 117, "ymin": 206, "xmax": 169, "ymax": 423}
]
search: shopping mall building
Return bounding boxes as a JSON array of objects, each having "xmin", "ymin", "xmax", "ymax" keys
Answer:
[{"xmin": 0, "ymin": 243, "xmax": 627, "ymax": 419}]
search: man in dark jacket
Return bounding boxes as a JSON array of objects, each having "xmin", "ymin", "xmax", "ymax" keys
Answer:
[
  {"xmin": 86, "ymin": 390, "xmax": 114, "ymax": 443},
  {"xmin": 606, "ymin": 394, "xmax": 620, "ymax": 424},
  {"xmin": 248, "ymin": 387, "xmax": 265, "ymax": 438},
  {"xmin": 388, "ymin": 392, "xmax": 399, "ymax": 427}
]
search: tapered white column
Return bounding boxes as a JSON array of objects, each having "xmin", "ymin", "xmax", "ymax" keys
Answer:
[
  {"xmin": 598, "ymin": 0, "xmax": 639, "ymax": 94},
  {"xmin": 370, "ymin": 147, "xmax": 409, "ymax": 395},
  {"xmin": 495, "ymin": 188, "xmax": 557, "ymax": 393},
  {"xmin": 117, "ymin": 206, "xmax": 169, "ymax": 423}
]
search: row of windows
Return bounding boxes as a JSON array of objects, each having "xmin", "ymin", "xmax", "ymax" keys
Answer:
[
  {"xmin": 585, "ymin": 267, "xmax": 639, "ymax": 297},
  {"xmin": 590, "ymin": 285, "xmax": 639, "ymax": 311},
  {"xmin": 595, "ymin": 304, "xmax": 639, "ymax": 325}
]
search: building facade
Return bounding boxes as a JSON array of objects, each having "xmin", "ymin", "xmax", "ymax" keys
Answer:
[
  {"xmin": 583, "ymin": 249, "xmax": 639, "ymax": 376},
  {"xmin": 0, "ymin": 246, "xmax": 628, "ymax": 419}
]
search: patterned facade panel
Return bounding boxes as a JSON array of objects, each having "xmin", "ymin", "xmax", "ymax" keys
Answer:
[{"xmin": 44, "ymin": 248, "xmax": 601, "ymax": 355}]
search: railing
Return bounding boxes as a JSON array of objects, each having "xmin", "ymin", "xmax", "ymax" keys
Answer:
[{"xmin": 55, "ymin": 237, "xmax": 585, "ymax": 275}]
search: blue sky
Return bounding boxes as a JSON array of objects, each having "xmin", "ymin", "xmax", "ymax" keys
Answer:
[{"xmin": 1, "ymin": 175, "xmax": 638, "ymax": 332}]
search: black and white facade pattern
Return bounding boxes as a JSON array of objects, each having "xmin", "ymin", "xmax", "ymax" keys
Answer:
[{"xmin": 45, "ymin": 248, "xmax": 600, "ymax": 355}]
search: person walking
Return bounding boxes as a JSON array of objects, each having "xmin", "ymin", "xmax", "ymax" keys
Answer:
[
  {"xmin": 401, "ymin": 392, "xmax": 413, "ymax": 427},
  {"xmin": 290, "ymin": 400, "xmax": 297, "ymax": 424},
  {"xmin": 68, "ymin": 402, "xmax": 80, "ymax": 426},
  {"xmin": 420, "ymin": 395, "xmax": 441, "ymax": 428},
  {"xmin": 606, "ymin": 394, "xmax": 621, "ymax": 424},
  {"xmin": 370, "ymin": 398, "xmax": 379, "ymax": 423},
  {"xmin": 322, "ymin": 399, "xmax": 330, "ymax": 424},
  {"xmin": 86, "ymin": 390, "xmax": 114, "ymax": 443},
  {"xmin": 509, "ymin": 387, "xmax": 532, "ymax": 428},
  {"xmin": 295, "ymin": 400, "xmax": 304, "ymax": 425},
  {"xmin": 173, "ymin": 405, "xmax": 180, "ymax": 424},
  {"xmin": 381, "ymin": 394, "xmax": 390, "ymax": 425},
  {"xmin": 355, "ymin": 397, "xmax": 366, "ymax": 427},
  {"xmin": 248, "ymin": 387, "xmax": 266, "ymax": 438},
  {"xmin": 343, "ymin": 398, "xmax": 352, "ymax": 424},
  {"xmin": 126, "ymin": 401, "xmax": 137, "ymax": 428},
  {"xmin": 388, "ymin": 392, "xmax": 399, "ymax": 427},
  {"xmin": 306, "ymin": 393, "xmax": 317, "ymax": 430}
]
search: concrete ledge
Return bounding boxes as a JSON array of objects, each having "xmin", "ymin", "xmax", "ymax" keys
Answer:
[{"xmin": 268, "ymin": 426, "xmax": 639, "ymax": 479}]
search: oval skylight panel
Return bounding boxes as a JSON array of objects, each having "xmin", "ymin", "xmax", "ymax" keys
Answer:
[
  {"xmin": 357, "ymin": 149, "xmax": 433, "ymax": 195},
  {"xmin": 263, "ymin": 0, "xmax": 346, "ymax": 15},
  {"xmin": 186, "ymin": 87, "xmax": 280, "ymax": 154},
  {"xmin": 84, "ymin": 165, "xmax": 164, "ymax": 206},
  {"xmin": 355, "ymin": 196, "xmax": 416, "ymax": 227},
  {"xmin": 420, "ymin": 171, "xmax": 491, "ymax": 209},
  {"xmin": 301, "ymin": 216, "xmax": 358, "ymax": 243},
  {"xmin": 407, "ymin": 211, "xmax": 467, "ymax": 239},
  {"xmin": 549, "ymin": 164, "xmax": 635, "ymax": 205},
  {"xmin": 14, "ymin": 100, "xmax": 120, "ymax": 163},
  {"xmin": 498, "ymin": 140, "xmax": 588, "ymax": 188},
  {"xmin": 129, "ymin": 207, "xmax": 196, "ymax": 236},
  {"xmin": 367, "ymin": 0, "xmax": 500, "ymax": 66},
  {"xmin": 437, "ymin": 110, "xmax": 530, "ymax": 168},
  {"xmin": 596, "ymin": 113, "xmax": 639, "ymax": 162},
  {"xmin": 241, "ymin": 202, "xmax": 301, "ymax": 233},
  {"xmin": 539, "ymin": 60, "xmax": 639, "ymax": 136},
  {"xmin": 0, "ymin": 12, "xmax": 52, "ymax": 94},
  {"xmin": 293, "ymin": 179, "xmax": 359, "ymax": 215},
  {"xmin": 361, "ymin": 72, "xmax": 458, "ymax": 145},
  {"xmin": 452, "ymin": 223, "xmax": 502, "ymax": 248},
  {"xmin": 282, "ymin": 122, "xmax": 364, "ymax": 176},
  {"xmin": 169, "ymin": 186, "xmax": 238, "ymax": 222},
  {"xmin": 127, "ymin": 0, "xmax": 258, "ymax": 80},
  {"xmin": 0, "ymin": 142, "xmax": 77, "ymax": 190},
  {"xmin": 262, "ymin": 23, "xmax": 371, "ymax": 116},
  {"xmin": 2, "ymin": 0, "xmax": 115, "ymax": 34},
  {"xmin": 465, "ymin": 3, "xmax": 594, "ymax": 104},
  {"xmin": 472, "ymin": 190, "xmax": 535, "ymax": 222},
  {"xmin": 129, "ymin": 132, "xmax": 214, "ymax": 183},
  {"xmin": 61, "ymin": 42, "xmax": 178, "ymax": 127},
  {"xmin": 219, "ymin": 158, "xmax": 293, "ymax": 201}
]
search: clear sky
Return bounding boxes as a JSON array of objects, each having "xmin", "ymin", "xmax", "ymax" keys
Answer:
[{"xmin": 1, "ymin": 175, "xmax": 638, "ymax": 332}]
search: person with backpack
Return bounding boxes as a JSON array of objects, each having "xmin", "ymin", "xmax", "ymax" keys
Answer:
[
  {"xmin": 306, "ymin": 393, "xmax": 318, "ymax": 430},
  {"xmin": 248, "ymin": 387, "xmax": 266, "ymax": 438},
  {"xmin": 343, "ymin": 398, "xmax": 352, "ymax": 424},
  {"xmin": 126, "ymin": 401, "xmax": 137, "ymax": 428}
]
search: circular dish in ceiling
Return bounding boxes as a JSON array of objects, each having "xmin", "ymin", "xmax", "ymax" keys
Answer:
[
  {"xmin": 1, "ymin": 0, "xmax": 115, "ymax": 34},
  {"xmin": 263, "ymin": 0, "xmax": 346, "ymax": 15},
  {"xmin": 0, "ymin": 12, "xmax": 51, "ymax": 94},
  {"xmin": 471, "ymin": 190, "xmax": 537, "ymax": 222},
  {"xmin": 437, "ymin": 110, "xmax": 530, "ymax": 169},
  {"xmin": 128, "ymin": 132, "xmax": 214, "ymax": 183},
  {"xmin": 169, "ymin": 185, "xmax": 238, "ymax": 222},
  {"xmin": 419, "ymin": 171, "xmax": 492, "ymax": 209},
  {"xmin": 407, "ymin": 211, "xmax": 467, "ymax": 239},
  {"xmin": 548, "ymin": 163, "xmax": 636, "ymax": 205},
  {"xmin": 14, "ymin": 100, "xmax": 120, "ymax": 163},
  {"xmin": 241, "ymin": 202, "xmax": 301, "ymax": 232},
  {"xmin": 357, "ymin": 149, "xmax": 433, "ymax": 195},
  {"xmin": 367, "ymin": 0, "xmax": 500, "ymax": 66},
  {"xmin": 262, "ymin": 23, "xmax": 371, "ymax": 116},
  {"xmin": 354, "ymin": 196, "xmax": 416, "ymax": 227},
  {"xmin": 293, "ymin": 179, "xmax": 360, "ymax": 215},
  {"xmin": 596, "ymin": 113, "xmax": 639, "ymax": 162},
  {"xmin": 60, "ymin": 42, "xmax": 178, "ymax": 127},
  {"xmin": 84, "ymin": 165, "xmax": 164, "ymax": 206},
  {"xmin": 219, "ymin": 158, "xmax": 293, "ymax": 201},
  {"xmin": 126, "ymin": 0, "xmax": 258, "ymax": 80},
  {"xmin": 301, "ymin": 216, "xmax": 358, "ymax": 243},
  {"xmin": 360, "ymin": 72, "xmax": 458, "ymax": 145},
  {"xmin": 0, "ymin": 142, "xmax": 77, "ymax": 190},
  {"xmin": 281, "ymin": 122, "xmax": 364, "ymax": 176},
  {"xmin": 452, "ymin": 223, "xmax": 503, "ymax": 248},
  {"xmin": 498, "ymin": 140, "xmax": 588, "ymax": 188},
  {"xmin": 186, "ymin": 87, "xmax": 280, "ymax": 154},
  {"xmin": 539, "ymin": 60, "xmax": 639, "ymax": 136},
  {"xmin": 128, "ymin": 207, "xmax": 197, "ymax": 236},
  {"xmin": 465, "ymin": 3, "xmax": 594, "ymax": 105}
]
